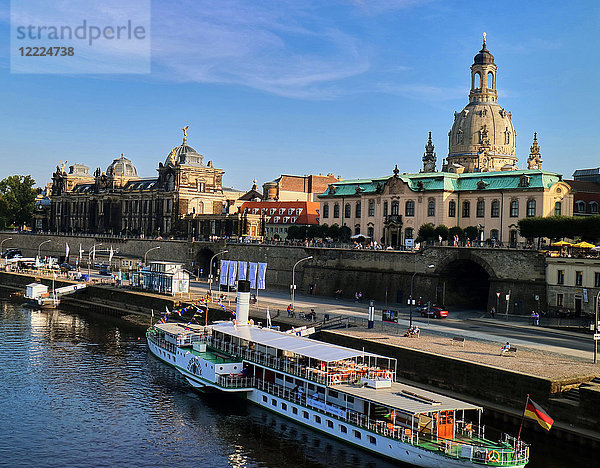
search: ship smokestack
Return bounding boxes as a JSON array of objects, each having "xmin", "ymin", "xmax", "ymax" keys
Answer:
[{"xmin": 236, "ymin": 280, "xmax": 251, "ymax": 326}]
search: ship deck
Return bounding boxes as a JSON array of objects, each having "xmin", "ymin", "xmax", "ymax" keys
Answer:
[{"xmin": 180, "ymin": 345, "xmax": 241, "ymax": 364}]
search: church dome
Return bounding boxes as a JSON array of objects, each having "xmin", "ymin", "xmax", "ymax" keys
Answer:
[
  {"xmin": 166, "ymin": 127, "xmax": 205, "ymax": 166},
  {"xmin": 107, "ymin": 154, "xmax": 137, "ymax": 177},
  {"xmin": 473, "ymin": 42, "xmax": 495, "ymax": 65}
]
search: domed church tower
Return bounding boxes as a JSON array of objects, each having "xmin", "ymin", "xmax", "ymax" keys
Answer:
[{"xmin": 446, "ymin": 34, "xmax": 518, "ymax": 173}]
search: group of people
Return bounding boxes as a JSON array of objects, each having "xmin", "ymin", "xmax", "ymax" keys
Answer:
[
  {"xmin": 404, "ymin": 325, "xmax": 420, "ymax": 337},
  {"xmin": 354, "ymin": 291, "xmax": 363, "ymax": 303}
]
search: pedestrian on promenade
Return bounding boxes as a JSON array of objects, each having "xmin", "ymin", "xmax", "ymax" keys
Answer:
[
  {"xmin": 490, "ymin": 307, "xmax": 496, "ymax": 318},
  {"xmin": 500, "ymin": 342, "xmax": 511, "ymax": 356}
]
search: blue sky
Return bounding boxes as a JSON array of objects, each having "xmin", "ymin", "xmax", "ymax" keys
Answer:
[{"xmin": 1, "ymin": 0, "xmax": 598, "ymax": 190}]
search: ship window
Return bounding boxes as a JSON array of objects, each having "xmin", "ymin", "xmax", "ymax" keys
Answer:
[
  {"xmin": 271, "ymin": 399, "xmax": 277, "ymax": 406},
  {"xmin": 368, "ymin": 435, "xmax": 377, "ymax": 445},
  {"xmin": 345, "ymin": 395, "xmax": 354, "ymax": 403},
  {"xmin": 314, "ymin": 415, "xmax": 321, "ymax": 424},
  {"xmin": 327, "ymin": 420, "xmax": 334, "ymax": 428},
  {"xmin": 262, "ymin": 396, "xmax": 267, "ymax": 403},
  {"xmin": 292, "ymin": 407, "xmax": 298, "ymax": 415},
  {"xmin": 281, "ymin": 403, "xmax": 287, "ymax": 411},
  {"xmin": 340, "ymin": 425, "xmax": 348, "ymax": 434},
  {"xmin": 303, "ymin": 411, "xmax": 309, "ymax": 419},
  {"xmin": 308, "ymin": 384, "xmax": 315, "ymax": 390},
  {"xmin": 329, "ymin": 390, "xmax": 338, "ymax": 398},
  {"xmin": 353, "ymin": 430, "xmax": 361, "ymax": 439}
]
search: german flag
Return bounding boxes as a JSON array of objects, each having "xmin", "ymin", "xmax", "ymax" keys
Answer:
[{"xmin": 524, "ymin": 398, "xmax": 554, "ymax": 431}]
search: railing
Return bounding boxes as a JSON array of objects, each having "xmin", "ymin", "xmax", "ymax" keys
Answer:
[{"xmin": 217, "ymin": 375, "xmax": 255, "ymax": 389}]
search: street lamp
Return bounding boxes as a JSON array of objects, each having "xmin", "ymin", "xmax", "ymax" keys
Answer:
[
  {"xmin": 595, "ymin": 290, "xmax": 600, "ymax": 364},
  {"xmin": 208, "ymin": 250, "xmax": 228, "ymax": 298},
  {"xmin": 37, "ymin": 239, "xmax": 52, "ymax": 264},
  {"xmin": 291, "ymin": 256, "xmax": 313, "ymax": 310},
  {"xmin": 409, "ymin": 264, "xmax": 435, "ymax": 327},
  {"xmin": 144, "ymin": 246, "xmax": 161, "ymax": 266},
  {"xmin": 1, "ymin": 237, "xmax": 13, "ymax": 264},
  {"xmin": 87, "ymin": 243, "xmax": 103, "ymax": 278}
]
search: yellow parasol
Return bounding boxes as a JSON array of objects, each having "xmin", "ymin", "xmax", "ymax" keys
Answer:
[
  {"xmin": 572, "ymin": 241, "xmax": 596, "ymax": 249},
  {"xmin": 550, "ymin": 241, "xmax": 572, "ymax": 247}
]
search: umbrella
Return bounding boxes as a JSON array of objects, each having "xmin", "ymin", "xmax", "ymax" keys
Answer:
[
  {"xmin": 550, "ymin": 241, "xmax": 572, "ymax": 247},
  {"xmin": 572, "ymin": 241, "xmax": 596, "ymax": 249},
  {"xmin": 350, "ymin": 233, "xmax": 371, "ymax": 240}
]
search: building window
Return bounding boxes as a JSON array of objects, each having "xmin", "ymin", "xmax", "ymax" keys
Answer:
[
  {"xmin": 510, "ymin": 200, "xmax": 519, "ymax": 217},
  {"xmin": 462, "ymin": 201, "xmax": 470, "ymax": 218},
  {"xmin": 427, "ymin": 199, "xmax": 435, "ymax": 217},
  {"xmin": 322, "ymin": 204, "xmax": 329, "ymax": 219},
  {"xmin": 355, "ymin": 202, "xmax": 361, "ymax": 218},
  {"xmin": 576, "ymin": 271, "xmax": 583, "ymax": 286},
  {"xmin": 491, "ymin": 229, "xmax": 499, "ymax": 240},
  {"xmin": 391, "ymin": 201, "xmax": 399, "ymax": 215},
  {"xmin": 405, "ymin": 227, "xmax": 414, "ymax": 239},
  {"xmin": 405, "ymin": 200, "xmax": 415, "ymax": 217},
  {"xmin": 590, "ymin": 202, "xmax": 599, "ymax": 214},
  {"xmin": 368, "ymin": 200, "xmax": 375, "ymax": 217},
  {"xmin": 576, "ymin": 200, "xmax": 585, "ymax": 213},
  {"xmin": 383, "ymin": 201, "xmax": 388, "ymax": 216},
  {"xmin": 354, "ymin": 225, "xmax": 360, "ymax": 235},
  {"xmin": 449, "ymin": 200, "xmax": 456, "ymax": 217},
  {"xmin": 367, "ymin": 226, "xmax": 374, "ymax": 238},
  {"xmin": 557, "ymin": 270, "xmax": 564, "ymax": 285},
  {"xmin": 333, "ymin": 204, "xmax": 339, "ymax": 218},
  {"xmin": 527, "ymin": 199, "xmax": 536, "ymax": 217},
  {"xmin": 476, "ymin": 200, "xmax": 485, "ymax": 218},
  {"xmin": 557, "ymin": 293, "xmax": 563, "ymax": 307},
  {"xmin": 344, "ymin": 203, "xmax": 351, "ymax": 219},
  {"xmin": 554, "ymin": 201, "xmax": 562, "ymax": 216},
  {"xmin": 491, "ymin": 200, "xmax": 500, "ymax": 218},
  {"xmin": 595, "ymin": 272, "xmax": 600, "ymax": 288}
]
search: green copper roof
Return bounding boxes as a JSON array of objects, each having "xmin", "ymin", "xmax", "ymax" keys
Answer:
[{"xmin": 318, "ymin": 169, "xmax": 563, "ymax": 199}]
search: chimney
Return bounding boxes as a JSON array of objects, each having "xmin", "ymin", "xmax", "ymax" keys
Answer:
[{"xmin": 236, "ymin": 280, "xmax": 251, "ymax": 326}]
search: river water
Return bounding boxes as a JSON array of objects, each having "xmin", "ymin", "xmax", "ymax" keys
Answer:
[{"xmin": 0, "ymin": 301, "xmax": 594, "ymax": 467}]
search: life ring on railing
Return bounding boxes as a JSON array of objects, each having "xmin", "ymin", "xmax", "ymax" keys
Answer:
[
  {"xmin": 331, "ymin": 374, "xmax": 341, "ymax": 385},
  {"xmin": 487, "ymin": 450, "xmax": 500, "ymax": 463},
  {"xmin": 384, "ymin": 371, "xmax": 392, "ymax": 380}
]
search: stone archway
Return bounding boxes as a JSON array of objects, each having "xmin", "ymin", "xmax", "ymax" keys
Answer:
[
  {"xmin": 436, "ymin": 254, "xmax": 494, "ymax": 310},
  {"xmin": 195, "ymin": 247, "xmax": 216, "ymax": 278}
]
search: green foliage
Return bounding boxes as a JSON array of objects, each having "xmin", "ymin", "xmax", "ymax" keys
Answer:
[
  {"xmin": 464, "ymin": 225, "xmax": 479, "ymax": 240},
  {"xmin": 518, "ymin": 216, "xmax": 600, "ymax": 242},
  {"xmin": 339, "ymin": 225, "xmax": 351, "ymax": 241},
  {"xmin": 417, "ymin": 223, "xmax": 436, "ymax": 242},
  {"xmin": 434, "ymin": 224, "xmax": 449, "ymax": 241},
  {"xmin": 0, "ymin": 175, "xmax": 37, "ymax": 228},
  {"xmin": 448, "ymin": 226, "xmax": 464, "ymax": 240}
]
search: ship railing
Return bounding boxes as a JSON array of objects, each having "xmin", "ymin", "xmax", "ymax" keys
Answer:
[
  {"xmin": 217, "ymin": 375, "xmax": 255, "ymax": 389},
  {"xmin": 147, "ymin": 333, "xmax": 176, "ymax": 354}
]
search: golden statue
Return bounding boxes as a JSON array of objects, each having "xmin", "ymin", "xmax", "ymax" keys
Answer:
[
  {"xmin": 483, "ymin": 32, "xmax": 487, "ymax": 44},
  {"xmin": 169, "ymin": 148, "xmax": 177, "ymax": 165},
  {"xmin": 60, "ymin": 161, "xmax": 67, "ymax": 173},
  {"xmin": 181, "ymin": 125, "xmax": 189, "ymax": 144}
]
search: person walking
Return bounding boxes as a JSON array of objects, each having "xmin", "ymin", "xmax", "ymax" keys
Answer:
[{"xmin": 490, "ymin": 307, "xmax": 496, "ymax": 318}]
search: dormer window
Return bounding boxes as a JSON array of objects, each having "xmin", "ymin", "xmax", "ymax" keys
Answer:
[
  {"xmin": 518, "ymin": 175, "xmax": 530, "ymax": 187},
  {"xmin": 328, "ymin": 185, "xmax": 337, "ymax": 195}
]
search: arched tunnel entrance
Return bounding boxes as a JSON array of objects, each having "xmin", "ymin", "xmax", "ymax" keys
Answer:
[
  {"xmin": 439, "ymin": 259, "xmax": 491, "ymax": 310},
  {"xmin": 195, "ymin": 247, "xmax": 216, "ymax": 278}
]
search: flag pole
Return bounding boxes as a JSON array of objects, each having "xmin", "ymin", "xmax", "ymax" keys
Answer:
[{"xmin": 515, "ymin": 394, "xmax": 529, "ymax": 449}]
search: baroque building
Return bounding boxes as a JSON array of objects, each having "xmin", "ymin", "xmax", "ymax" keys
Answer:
[
  {"xmin": 318, "ymin": 37, "xmax": 572, "ymax": 248},
  {"xmin": 46, "ymin": 128, "xmax": 259, "ymax": 238}
]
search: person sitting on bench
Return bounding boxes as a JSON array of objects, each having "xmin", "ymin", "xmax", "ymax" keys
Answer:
[{"xmin": 500, "ymin": 342, "xmax": 512, "ymax": 356}]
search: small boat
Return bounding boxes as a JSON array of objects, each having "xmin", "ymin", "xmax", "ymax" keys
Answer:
[{"xmin": 147, "ymin": 281, "xmax": 529, "ymax": 467}]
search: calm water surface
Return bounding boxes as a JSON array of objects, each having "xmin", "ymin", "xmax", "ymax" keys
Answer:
[{"xmin": 0, "ymin": 302, "xmax": 595, "ymax": 467}]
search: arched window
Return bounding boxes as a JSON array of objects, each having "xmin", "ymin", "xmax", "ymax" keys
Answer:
[
  {"xmin": 487, "ymin": 72, "xmax": 494, "ymax": 89},
  {"xmin": 505, "ymin": 129, "xmax": 511, "ymax": 145},
  {"xmin": 448, "ymin": 200, "xmax": 456, "ymax": 217},
  {"xmin": 368, "ymin": 200, "xmax": 375, "ymax": 217},
  {"xmin": 476, "ymin": 200, "xmax": 485, "ymax": 218},
  {"xmin": 490, "ymin": 229, "xmax": 499, "ymax": 240},
  {"xmin": 355, "ymin": 202, "xmax": 361, "ymax": 218},
  {"xmin": 491, "ymin": 200, "xmax": 500, "ymax": 218},
  {"xmin": 427, "ymin": 199, "xmax": 435, "ymax": 217},
  {"xmin": 576, "ymin": 200, "xmax": 585, "ymax": 213},
  {"xmin": 554, "ymin": 201, "xmax": 562, "ymax": 216},
  {"xmin": 391, "ymin": 201, "xmax": 399, "ymax": 215},
  {"xmin": 590, "ymin": 201, "xmax": 599, "ymax": 214},
  {"xmin": 367, "ymin": 226, "xmax": 374, "ymax": 238},
  {"xmin": 323, "ymin": 204, "xmax": 329, "ymax": 218},
  {"xmin": 344, "ymin": 203, "xmax": 351, "ymax": 218},
  {"xmin": 474, "ymin": 72, "xmax": 481, "ymax": 89},
  {"xmin": 527, "ymin": 199, "xmax": 536, "ymax": 217},
  {"xmin": 333, "ymin": 203, "xmax": 340, "ymax": 218},
  {"xmin": 405, "ymin": 200, "xmax": 415, "ymax": 217},
  {"xmin": 405, "ymin": 227, "xmax": 414, "ymax": 239},
  {"xmin": 462, "ymin": 201, "xmax": 470, "ymax": 218},
  {"xmin": 383, "ymin": 201, "xmax": 389, "ymax": 216},
  {"xmin": 510, "ymin": 200, "xmax": 519, "ymax": 217}
]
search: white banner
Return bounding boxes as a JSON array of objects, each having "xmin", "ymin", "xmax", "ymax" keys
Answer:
[
  {"xmin": 257, "ymin": 262, "xmax": 267, "ymax": 290},
  {"xmin": 248, "ymin": 262, "xmax": 258, "ymax": 289},
  {"xmin": 228, "ymin": 261, "xmax": 238, "ymax": 287},
  {"xmin": 238, "ymin": 261, "xmax": 248, "ymax": 281},
  {"xmin": 219, "ymin": 260, "xmax": 229, "ymax": 285},
  {"xmin": 65, "ymin": 243, "xmax": 70, "ymax": 259}
]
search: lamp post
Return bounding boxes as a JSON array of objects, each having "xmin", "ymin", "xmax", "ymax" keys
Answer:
[
  {"xmin": 409, "ymin": 263, "xmax": 435, "ymax": 327},
  {"xmin": 208, "ymin": 250, "xmax": 228, "ymax": 298},
  {"xmin": 291, "ymin": 256, "xmax": 313, "ymax": 310},
  {"xmin": 144, "ymin": 246, "xmax": 161, "ymax": 266},
  {"xmin": 37, "ymin": 239, "xmax": 52, "ymax": 266},
  {"xmin": 1, "ymin": 237, "xmax": 12, "ymax": 265},
  {"xmin": 87, "ymin": 243, "xmax": 103, "ymax": 278},
  {"xmin": 595, "ymin": 290, "xmax": 600, "ymax": 364}
]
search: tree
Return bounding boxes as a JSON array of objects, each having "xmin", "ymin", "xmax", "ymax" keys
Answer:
[
  {"xmin": 0, "ymin": 175, "xmax": 37, "ymax": 228},
  {"xmin": 339, "ymin": 225, "xmax": 351, "ymax": 241},
  {"xmin": 464, "ymin": 225, "xmax": 479, "ymax": 241},
  {"xmin": 448, "ymin": 226, "xmax": 463, "ymax": 241},
  {"xmin": 434, "ymin": 224, "xmax": 449, "ymax": 242},
  {"xmin": 417, "ymin": 223, "xmax": 436, "ymax": 243},
  {"xmin": 286, "ymin": 225, "xmax": 300, "ymax": 240}
]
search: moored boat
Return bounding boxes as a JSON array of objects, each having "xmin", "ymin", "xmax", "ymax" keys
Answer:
[{"xmin": 147, "ymin": 280, "xmax": 529, "ymax": 467}]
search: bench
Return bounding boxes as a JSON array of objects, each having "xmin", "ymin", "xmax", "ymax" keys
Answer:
[
  {"xmin": 450, "ymin": 337, "xmax": 465, "ymax": 347},
  {"xmin": 501, "ymin": 347, "xmax": 517, "ymax": 356}
]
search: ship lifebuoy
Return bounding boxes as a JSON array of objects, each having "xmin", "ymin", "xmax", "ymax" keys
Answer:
[
  {"xmin": 331, "ymin": 374, "xmax": 341, "ymax": 385},
  {"xmin": 487, "ymin": 450, "xmax": 500, "ymax": 463},
  {"xmin": 384, "ymin": 371, "xmax": 392, "ymax": 380}
]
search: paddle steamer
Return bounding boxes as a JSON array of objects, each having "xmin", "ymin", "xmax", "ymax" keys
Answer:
[{"xmin": 147, "ymin": 280, "xmax": 529, "ymax": 467}]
